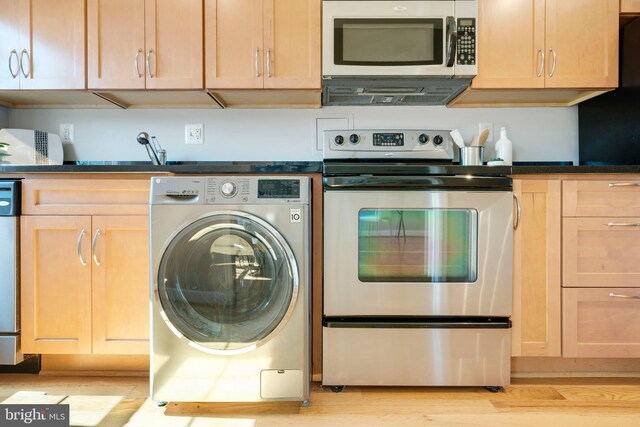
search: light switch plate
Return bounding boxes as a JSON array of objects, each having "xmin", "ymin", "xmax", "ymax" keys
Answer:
[{"xmin": 185, "ymin": 124, "xmax": 204, "ymax": 145}]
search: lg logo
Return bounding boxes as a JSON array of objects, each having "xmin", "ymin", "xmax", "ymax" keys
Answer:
[{"xmin": 290, "ymin": 209, "xmax": 301, "ymax": 223}]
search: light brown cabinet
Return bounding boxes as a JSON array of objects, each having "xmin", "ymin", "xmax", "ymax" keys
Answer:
[
  {"xmin": 20, "ymin": 179, "xmax": 150, "ymax": 355},
  {"xmin": 474, "ymin": 0, "xmax": 618, "ymax": 89},
  {"xmin": 452, "ymin": 0, "xmax": 619, "ymax": 107},
  {"xmin": 87, "ymin": 0, "xmax": 203, "ymax": 89},
  {"xmin": 205, "ymin": 0, "xmax": 321, "ymax": 90},
  {"xmin": 563, "ymin": 287, "xmax": 640, "ymax": 357},
  {"xmin": 621, "ymin": 0, "xmax": 640, "ymax": 13},
  {"xmin": 0, "ymin": 0, "xmax": 85, "ymax": 90},
  {"xmin": 561, "ymin": 177, "xmax": 640, "ymax": 358},
  {"xmin": 511, "ymin": 179, "xmax": 562, "ymax": 357}
]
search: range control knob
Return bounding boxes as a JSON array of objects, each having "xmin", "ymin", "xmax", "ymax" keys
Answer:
[
  {"xmin": 418, "ymin": 133, "xmax": 429, "ymax": 144},
  {"xmin": 220, "ymin": 181, "xmax": 237, "ymax": 198},
  {"xmin": 349, "ymin": 134, "xmax": 360, "ymax": 144},
  {"xmin": 433, "ymin": 135, "xmax": 444, "ymax": 146},
  {"xmin": 334, "ymin": 135, "xmax": 345, "ymax": 146}
]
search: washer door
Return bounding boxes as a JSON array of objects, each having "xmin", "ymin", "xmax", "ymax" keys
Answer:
[{"xmin": 157, "ymin": 211, "xmax": 298, "ymax": 353}]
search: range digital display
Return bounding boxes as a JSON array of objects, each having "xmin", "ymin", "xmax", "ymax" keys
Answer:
[
  {"xmin": 258, "ymin": 179, "xmax": 301, "ymax": 199},
  {"xmin": 373, "ymin": 133, "xmax": 404, "ymax": 146}
]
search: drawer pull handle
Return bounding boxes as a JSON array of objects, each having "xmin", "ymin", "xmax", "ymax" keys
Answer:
[
  {"xmin": 92, "ymin": 228, "xmax": 102, "ymax": 266},
  {"xmin": 605, "ymin": 223, "xmax": 640, "ymax": 228},
  {"xmin": 513, "ymin": 194, "xmax": 521, "ymax": 230},
  {"xmin": 609, "ymin": 293, "xmax": 640, "ymax": 300},
  {"xmin": 609, "ymin": 182, "xmax": 640, "ymax": 187},
  {"xmin": 77, "ymin": 228, "xmax": 87, "ymax": 266}
]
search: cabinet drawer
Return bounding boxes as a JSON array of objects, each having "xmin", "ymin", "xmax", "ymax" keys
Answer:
[
  {"xmin": 621, "ymin": 0, "xmax": 640, "ymax": 13},
  {"xmin": 563, "ymin": 180, "xmax": 640, "ymax": 217},
  {"xmin": 23, "ymin": 179, "xmax": 150, "ymax": 215},
  {"xmin": 563, "ymin": 218, "xmax": 640, "ymax": 287},
  {"xmin": 563, "ymin": 287, "xmax": 640, "ymax": 357}
]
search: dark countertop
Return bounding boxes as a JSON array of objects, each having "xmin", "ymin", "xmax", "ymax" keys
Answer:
[{"xmin": 0, "ymin": 161, "xmax": 639, "ymax": 175}]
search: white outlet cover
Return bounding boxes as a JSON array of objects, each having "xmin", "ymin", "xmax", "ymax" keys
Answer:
[
  {"xmin": 59, "ymin": 123, "xmax": 74, "ymax": 144},
  {"xmin": 185, "ymin": 124, "xmax": 204, "ymax": 145}
]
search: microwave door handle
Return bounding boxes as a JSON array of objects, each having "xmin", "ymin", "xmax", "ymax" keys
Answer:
[{"xmin": 446, "ymin": 16, "xmax": 457, "ymax": 68}]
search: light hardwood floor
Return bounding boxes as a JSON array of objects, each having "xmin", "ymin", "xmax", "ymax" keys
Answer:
[{"xmin": 1, "ymin": 375, "xmax": 640, "ymax": 426}]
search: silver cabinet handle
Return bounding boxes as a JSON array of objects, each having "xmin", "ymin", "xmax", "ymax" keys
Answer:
[
  {"xmin": 536, "ymin": 48, "xmax": 545, "ymax": 78},
  {"xmin": 91, "ymin": 228, "xmax": 102, "ymax": 266},
  {"xmin": 609, "ymin": 293, "xmax": 640, "ymax": 300},
  {"xmin": 146, "ymin": 49, "xmax": 154, "ymax": 78},
  {"xmin": 8, "ymin": 49, "xmax": 19, "ymax": 78},
  {"xmin": 445, "ymin": 16, "xmax": 457, "ymax": 68},
  {"xmin": 77, "ymin": 228, "xmax": 87, "ymax": 266},
  {"xmin": 609, "ymin": 182, "xmax": 640, "ymax": 187},
  {"xmin": 255, "ymin": 48, "xmax": 260, "ymax": 77},
  {"xmin": 19, "ymin": 49, "xmax": 29, "ymax": 78},
  {"xmin": 605, "ymin": 222, "xmax": 640, "ymax": 227},
  {"xmin": 266, "ymin": 48, "xmax": 272, "ymax": 78},
  {"xmin": 513, "ymin": 193, "xmax": 521, "ymax": 230},
  {"xmin": 135, "ymin": 48, "xmax": 143, "ymax": 78},
  {"xmin": 549, "ymin": 48, "xmax": 557, "ymax": 78}
]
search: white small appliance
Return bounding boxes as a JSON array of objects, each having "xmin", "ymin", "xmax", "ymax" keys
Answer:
[{"xmin": 0, "ymin": 129, "xmax": 64, "ymax": 165}]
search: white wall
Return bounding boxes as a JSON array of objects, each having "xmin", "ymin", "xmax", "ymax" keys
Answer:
[{"xmin": 7, "ymin": 106, "xmax": 579, "ymax": 163}]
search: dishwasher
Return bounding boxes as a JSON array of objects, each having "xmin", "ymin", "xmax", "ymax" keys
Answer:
[{"xmin": 0, "ymin": 180, "xmax": 22, "ymax": 365}]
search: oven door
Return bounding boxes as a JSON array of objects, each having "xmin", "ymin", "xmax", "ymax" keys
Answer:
[
  {"xmin": 322, "ymin": 1, "xmax": 455, "ymax": 76},
  {"xmin": 324, "ymin": 183, "xmax": 512, "ymax": 317}
]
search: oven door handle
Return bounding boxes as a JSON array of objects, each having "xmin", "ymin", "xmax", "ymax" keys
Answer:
[{"xmin": 324, "ymin": 175, "xmax": 512, "ymax": 190}]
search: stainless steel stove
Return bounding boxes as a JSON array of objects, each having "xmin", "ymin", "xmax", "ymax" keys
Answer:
[{"xmin": 322, "ymin": 129, "xmax": 513, "ymax": 390}]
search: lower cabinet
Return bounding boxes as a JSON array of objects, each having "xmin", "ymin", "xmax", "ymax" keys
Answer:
[
  {"xmin": 563, "ymin": 287, "xmax": 640, "ymax": 357},
  {"xmin": 21, "ymin": 215, "xmax": 149, "ymax": 355},
  {"xmin": 511, "ymin": 178, "xmax": 562, "ymax": 357}
]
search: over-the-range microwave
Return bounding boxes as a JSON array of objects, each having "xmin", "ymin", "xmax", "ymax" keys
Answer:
[{"xmin": 322, "ymin": 0, "xmax": 478, "ymax": 78}]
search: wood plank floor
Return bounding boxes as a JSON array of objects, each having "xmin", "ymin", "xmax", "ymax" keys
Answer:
[{"xmin": 1, "ymin": 375, "xmax": 640, "ymax": 426}]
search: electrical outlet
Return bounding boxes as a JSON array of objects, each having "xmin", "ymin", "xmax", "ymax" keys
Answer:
[
  {"xmin": 478, "ymin": 122, "xmax": 493, "ymax": 143},
  {"xmin": 185, "ymin": 124, "xmax": 204, "ymax": 145},
  {"xmin": 60, "ymin": 124, "xmax": 74, "ymax": 144}
]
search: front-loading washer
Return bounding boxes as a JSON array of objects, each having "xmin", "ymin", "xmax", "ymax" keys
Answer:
[{"xmin": 149, "ymin": 176, "xmax": 310, "ymax": 404}]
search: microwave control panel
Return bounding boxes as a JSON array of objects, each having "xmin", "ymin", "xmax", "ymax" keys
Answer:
[{"xmin": 457, "ymin": 18, "xmax": 476, "ymax": 66}]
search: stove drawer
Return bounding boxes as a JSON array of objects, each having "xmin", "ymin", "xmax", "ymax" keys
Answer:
[{"xmin": 322, "ymin": 324, "xmax": 511, "ymax": 387}]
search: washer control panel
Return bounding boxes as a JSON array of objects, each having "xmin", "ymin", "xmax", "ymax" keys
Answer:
[{"xmin": 150, "ymin": 176, "xmax": 310, "ymax": 205}]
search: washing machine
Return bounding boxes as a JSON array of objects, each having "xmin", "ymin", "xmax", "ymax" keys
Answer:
[{"xmin": 150, "ymin": 176, "xmax": 310, "ymax": 404}]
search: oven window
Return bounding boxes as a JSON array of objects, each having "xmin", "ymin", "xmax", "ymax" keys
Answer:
[
  {"xmin": 334, "ymin": 19, "xmax": 443, "ymax": 66},
  {"xmin": 358, "ymin": 209, "xmax": 478, "ymax": 282}
]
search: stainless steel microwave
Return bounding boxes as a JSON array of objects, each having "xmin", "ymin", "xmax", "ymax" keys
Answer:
[{"xmin": 322, "ymin": 0, "xmax": 478, "ymax": 78}]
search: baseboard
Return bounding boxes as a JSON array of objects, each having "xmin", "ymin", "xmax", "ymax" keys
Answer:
[
  {"xmin": 511, "ymin": 357, "xmax": 640, "ymax": 377},
  {"xmin": 40, "ymin": 354, "xmax": 149, "ymax": 377}
]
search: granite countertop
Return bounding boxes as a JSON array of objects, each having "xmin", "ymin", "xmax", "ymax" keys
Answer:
[{"xmin": 0, "ymin": 161, "xmax": 639, "ymax": 175}]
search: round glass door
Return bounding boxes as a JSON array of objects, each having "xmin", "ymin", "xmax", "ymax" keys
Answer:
[{"xmin": 157, "ymin": 211, "xmax": 298, "ymax": 353}]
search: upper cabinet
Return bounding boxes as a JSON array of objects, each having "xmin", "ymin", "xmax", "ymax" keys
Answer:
[
  {"xmin": 0, "ymin": 0, "xmax": 85, "ymax": 90},
  {"xmin": 205, "ymin": 0, "xmax": 321, "ymax": 90},
  {"xmin": 621, "ymin": 0, "xmax": 640, "ymax": 14},
  {"xmin": 451, "ymin": 0, "xmax": 619, "ymax": 107},
  {"xmin": 87, "ymin": 0, "xmax": 203, "ymax": 90}
]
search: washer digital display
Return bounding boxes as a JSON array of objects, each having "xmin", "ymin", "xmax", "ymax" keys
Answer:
[{"xmin": 258, "ymin": 179, "xmax": 301, "ymax": 199}]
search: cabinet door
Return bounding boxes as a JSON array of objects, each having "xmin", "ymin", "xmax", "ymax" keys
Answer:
[
  {"xmin": 263, "ymin": 0, "xmax": 320, "ymax": 89},
  {"xmin": 87, "ymin": 0, "xmax": 146, "ymax": 89},
  {"xmin": 145, "ymin": 0, "xmax": 203, "ymax": 89},
  {"xmin": 92, "ymin": 216, "xmax": 149, "ymax": 354},
  {"xmin": 472, "ymin": 0, "xmax": 545, "ymax": 89},
  {"xmin": 563, "ymin": 287, "xmax": 640, "ymax": 357},
  {"xmin": 545, "ymin": 0, "xmax": 618, "ymax": 88},
  {"xmin": 18, "ymin": 0, "xmax": 85, "ymax": 90},
  {"xmin": 21, "ymin": 216, "xmax": 92, "ymax": 354},
  {"xmin": 563, "ymin": 217, "xmax": 640, "ymax": 287},
  {"xmin": 205, "ymin": 0, "xmax": 264, "ymax": 88},
  {"xmin": 512, "ymin": 179, "xmax": 561, "ymax": 357},
  {"xmin": 0, "ymin": 0, "xmax": 21, "ymax": 89}
]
